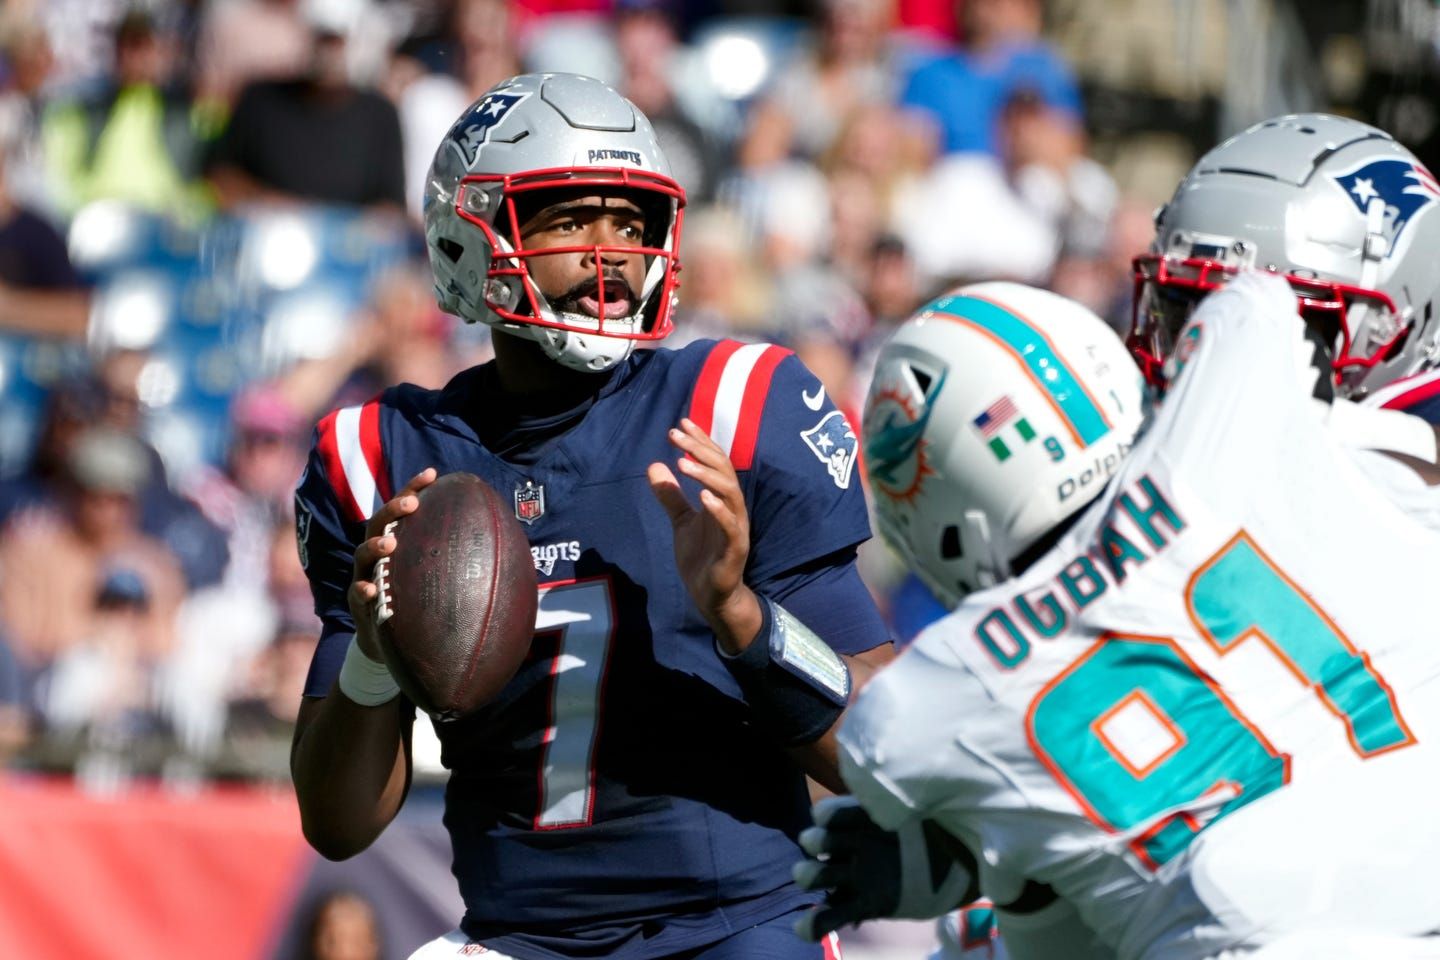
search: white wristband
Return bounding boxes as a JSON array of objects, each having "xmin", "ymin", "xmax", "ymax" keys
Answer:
[{"xmin": 337, "ymin": 636, "xmax": 400, "ymax": 706}]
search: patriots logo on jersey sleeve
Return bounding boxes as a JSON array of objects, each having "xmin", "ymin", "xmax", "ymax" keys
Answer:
[
  {"xmin": 294, "ymin": 498, "xmax": 313, "ymax": 570},
  {"xmin": 802, "ymin": 411, "xmax": 859, "ymax": 489},
  {"xmin": 448, "ymin": 91, "xmax": 531, "ymax": 164},
  {"xmin": 1332, "ymin": 157, "xmax": 1439, "ymax": 255}
]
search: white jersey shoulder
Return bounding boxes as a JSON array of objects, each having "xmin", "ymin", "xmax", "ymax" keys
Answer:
[{"xmin": 840, "ymin": 274, "xmax": 1440, "ymax": 960}]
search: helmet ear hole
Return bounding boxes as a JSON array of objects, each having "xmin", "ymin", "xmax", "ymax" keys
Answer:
[
  {"xmin": 940, "ymin": 525, "xmax": 963, "ymax": 560},
  {"xmin": 437, "ymin": 238, "xmax": 465, "ymax": 263}
]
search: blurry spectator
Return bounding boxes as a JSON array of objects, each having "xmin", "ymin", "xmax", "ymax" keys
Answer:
[
  {"xmin": 195, "ymin": 0, "xmax": 312, "ymax": 111},
  {"xmin": 183, "ymin": 386, "xmax": 305, "ymax": 587},
  {"xmin": 273, "ymin": 267, "xmax": 475, "ymax": 418},
  {"xmin": 821, "ymin": 101, "xmax": 930, "ymax": 219},
  {"xmin": 94, "ymin": 350, "xmax": 233, "ymax": 589},
  {"xmin": 164, "ymin": 507, "xmax": 310, "ymax": 759},
  {"xmin": 899, "ymin": 0, "xmax": 1081, "ymax": 156},
  {"xmin": 42, "ymin": 566, "xmax": 165, "ymax": 739},
  {"xmin": 895, "ymin": 86, "xmax": 1092, "ymax": 287},
  {"xmin": 0, "ymin": 12, "xmax": 58, "ymax": 215},
  {"xmin": 0, "ymin": 364, "xmax": 230, "ymax": 590},
  {"xmin": 895, "ymin": 0, "xmax": 960, "ymax": 47},
  {"xmin": 0, "ymin": 426, "xmax": 184, "ymax": 669},
  {"xmin": 0, "ymin": 625, "xmax": 32, "ymax": 765},
  {"xmin": 666, "ymin": 205, "xmax": 772, "ymax": 344},
  {"xmin": 614, "ymin": 0, "xmax": 716, "ymax": 201},
  {"xmin": 1051, "ymin": 196, "xmax": 1155, "ymax": 334},
  {"xmin": 863, "ymin": 233, "xmax": 924, "ymax": 330},
  {"xmin": 739, "ymin": 0, "xmax": 900, "ymax": 169},
  {"xmin": 225, "ymin": 597, "xmax": 320, "ymax": 742},
  {"xmin": 0, "ymin": 140, "xmax": 89, "ymax": 338},
  {"xmin": 295, "ymin": 889, "xmax": 383, "ymax": 960},
  {"xmin": 42, "ymin": 9, "xmax": 211, "ymax": 220},
  {"xmin": 207, "ymin": 22, "xmax": 405, "ymax": 211},
  {"xmin": 793, "ymin": 330, "xmax": 864, "ymax": 421},
  {"xmin": 387, "ymin": 0, "xmax": 522, "ymax": 220},
  {"xmin": 1001, "ymin": 89, "xmax": 1116, "ymax": 262},
  {"xmin": 32, "ymin": 0, "xmax": 132, "ymax": 91},
  {"xmin": 0, "ymin": 378, "xmax": 105, "ymax": 529},
  {"xmin": 161, "ymin": 388, "xmax": 304, "ymax": 755},
  {"xmin": 772, "ymin": 263, "xmax": 871, "ymax": 350},
  {"xmin": 892, "ymin": 148, "xmax": 1054, "ymax": 284}
]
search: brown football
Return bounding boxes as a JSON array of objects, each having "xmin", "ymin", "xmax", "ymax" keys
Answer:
[{"xmin": 372, "ymin": 471, "xmax": 537, "ymax": 719}]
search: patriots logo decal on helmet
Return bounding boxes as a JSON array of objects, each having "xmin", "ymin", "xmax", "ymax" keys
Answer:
[
  {"xmin": 448, "ymin": 92, "xmax": 531, "ymax": 164},
  {"xmin": 1331, "ymin": 157, "xmax": 1440, "ymax": 257}
]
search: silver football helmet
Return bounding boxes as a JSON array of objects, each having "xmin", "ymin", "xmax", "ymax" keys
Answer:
[
  {"xmin": 1133, "ymin": 113, "xmax": 1440, "ymax": 398},
  {"xmin": 423, "ymin": 73, "xmax": 686, "ymax": 371}
]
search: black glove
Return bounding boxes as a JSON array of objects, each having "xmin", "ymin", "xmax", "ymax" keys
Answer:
[{"xmin": 792, "ymin": 796, "xmax": 979, "ymax": 941}]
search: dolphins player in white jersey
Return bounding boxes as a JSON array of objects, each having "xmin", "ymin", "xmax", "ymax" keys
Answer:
[{"xmin": 796, "ymin": 278, "xmax": 1440, "ymax": 958}]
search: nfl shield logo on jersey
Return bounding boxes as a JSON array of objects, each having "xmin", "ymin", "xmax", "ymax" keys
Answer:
[
  {"xmin": 801, "ymin": 411, "xmax": 859, "ymax": 489},
  {"xmin": 514, "ymin": 481, "xmax": 545, "ymax": 524}
]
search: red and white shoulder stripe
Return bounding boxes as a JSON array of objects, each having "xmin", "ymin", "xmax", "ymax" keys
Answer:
[
  {"xmin": 1365, "ymin": 368, "xmax": 1440, "ymax": 412},
  {"xmin": 687, "ymin": 340, "xmax": 792, "ymax": 470},
  {"xmin": 315, "ymin": 397, "xmax": 394, "ymax": 524}
]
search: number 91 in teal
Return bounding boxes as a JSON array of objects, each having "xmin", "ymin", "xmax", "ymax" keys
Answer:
[{"xmin": 1027, "ymin": 530, "xmax": 1415, "ymax": 868}]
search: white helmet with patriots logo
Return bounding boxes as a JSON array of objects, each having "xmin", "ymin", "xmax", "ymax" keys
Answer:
[
  {"xmin": 863, "ymin": 283, "xmax": 1144, "ymax": 607},
  {"xmin": 422, "ymin": 72, "xmax": 685, "ymax": 372},
  {"xmin": 1133, "ymin": 113, "xmax": 1440, "ymax": 399}
]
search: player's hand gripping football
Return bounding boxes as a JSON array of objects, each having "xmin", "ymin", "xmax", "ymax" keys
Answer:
[
  {"xmin": 647, "ymin": 418, "xmax": 763, "ymax": 655},
  {"xmin": 346, "ymin": 467, "xmax": 438, "ymax": 660}
]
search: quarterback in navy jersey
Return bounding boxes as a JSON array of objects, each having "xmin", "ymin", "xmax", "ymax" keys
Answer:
[
  {"xmin": 290, "ymin": 73, "xmax": 893, "ymax": 960},
  {"xmin": 1130, "ymin": 112, "xmax": 1440, "ymax": 454}
]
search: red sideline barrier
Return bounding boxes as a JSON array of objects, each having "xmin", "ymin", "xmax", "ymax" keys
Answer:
[{"xmin": 0, "ymin": 775, "xmax": 310, "ymax": 959}]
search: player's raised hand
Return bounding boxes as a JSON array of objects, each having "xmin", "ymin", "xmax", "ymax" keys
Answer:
[
  {"xmin": 347, "ymin": 467, "xmax": 438, "ymax": 659},
  {"xmin": 647, "ymin": 418, "xmax": 761, "ymax": 654}
]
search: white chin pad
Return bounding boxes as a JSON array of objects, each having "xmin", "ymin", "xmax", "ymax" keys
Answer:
[{"xmin": 533, "ymin": 322, "xmax": 637, "ymax": 372}]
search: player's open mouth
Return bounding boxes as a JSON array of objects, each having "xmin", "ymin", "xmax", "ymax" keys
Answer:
[{"xmin": 573, "ymin": 280, "xmax": 634, "ymax": 319}]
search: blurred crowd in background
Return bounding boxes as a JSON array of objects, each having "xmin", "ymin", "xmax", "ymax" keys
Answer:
[{"xmin": 0, "ymin": 0, "xmax": 1437, "ymax": 789}]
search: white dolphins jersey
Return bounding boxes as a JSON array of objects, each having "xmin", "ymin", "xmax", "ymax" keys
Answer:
[{"xmin": 840, "ymin": 275, "xmax": 1440, "ymax": 960}]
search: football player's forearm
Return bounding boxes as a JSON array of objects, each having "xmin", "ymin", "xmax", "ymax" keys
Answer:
[
  {"xmin": 788, "ymin": 647, "xmax": 894, "ymax": 794},
  {"xmin": 290, "ymin": 692, "xmax": 412, "ymax": 860}
]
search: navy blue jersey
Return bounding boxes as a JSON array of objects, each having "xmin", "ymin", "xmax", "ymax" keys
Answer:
[{"xmin": 295, "ymin": 339, "xmax": 883, "ymax": 959}]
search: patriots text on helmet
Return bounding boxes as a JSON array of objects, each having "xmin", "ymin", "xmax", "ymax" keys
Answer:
[{"xmin": 586, "ymin": 148, "xmax": 644, "ymax": 167}]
